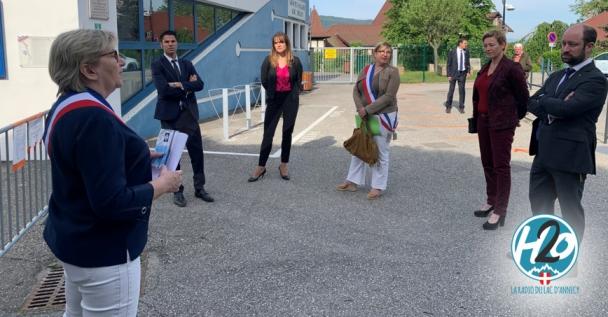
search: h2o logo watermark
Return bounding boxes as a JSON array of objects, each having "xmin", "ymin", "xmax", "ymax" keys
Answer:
[{"xmin": 511, "ymin": 215, "xmax": 578, "ymax": 284}]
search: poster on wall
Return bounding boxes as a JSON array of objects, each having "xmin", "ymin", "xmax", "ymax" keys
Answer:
[
  {"xmin": 89, "ymin": 0, "xmax": 109, "ymax": 20},
  {"xmin": 288, "ymin": 0, "xmax": 306, "ymax": 20}
]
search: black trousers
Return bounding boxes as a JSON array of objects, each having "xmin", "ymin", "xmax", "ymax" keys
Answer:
[
  {"xmin": 161, "ymin": 107, "xmax": 206, "ymax": 192},
  {"xmin": 529, "ymin": 157, "xmax": 586, "ymax": 244},
  {"xmin": 258, "ymin": 91, "xmax": 299, "ymax": 166},
  {"xmin": 446, "ymin": 71, "xmax": 467, "ymax": 108}
]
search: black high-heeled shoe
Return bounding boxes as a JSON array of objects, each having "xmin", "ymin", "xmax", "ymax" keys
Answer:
[
  {"xmin": 483, "ymin": 214, "xmax": 506, "ymax": 230},
  {"xmin": 473, "ymin": 205, "xmax": 494, "ymax": 217},
  {"xmin": 278, "ymin": 166, "xmax": 290, "ymax": 180},
  {"xmin": 248, "ymin": 168, "xmax": 266, "ymax": 182}
]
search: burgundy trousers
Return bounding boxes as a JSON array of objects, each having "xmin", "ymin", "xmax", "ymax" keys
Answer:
[{"xmin": 477, "ymin": 115, "xmax": 515, "ymax": 216}]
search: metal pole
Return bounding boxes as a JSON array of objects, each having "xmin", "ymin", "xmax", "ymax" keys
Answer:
[
  {"xmin": 604, "ymin": 100, "xmax": 608, "ymax": 144},
  {"xmin": 245, "ymin": 84, "xmax": 252, "ymax": 129},
  {"xmin": 222, "ymin": 88, "xmax": 229, "ymax": 140},
  {"xmin": 502, "ymin": 0, "xmax": 506, "ymax": 27},
  {"xmin": 260, "ymin": 86, "xmax": 266, "ymax": 123}
]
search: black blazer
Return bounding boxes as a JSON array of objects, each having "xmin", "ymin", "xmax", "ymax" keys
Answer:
[
  {"xmin": 43, "ymin": 89, "xmax": 154, "ymax": 268},
  {"xmin": 152, "ymin": 57, "xmax": 204, "ymax": 121},
  {"xmin": 446, "ymin": 47, "xmax": 470, "ymax": 77},
  {"xmin": 528, "ymin": 62, "xmax": 608, "ymax": 174},
  {"xmin": 260, "ymin": 55, "xmax": 303, "ymax": 100},
  {"xmin": 472, "ymin": 57, "xmax": 529, "ymax": 130}
]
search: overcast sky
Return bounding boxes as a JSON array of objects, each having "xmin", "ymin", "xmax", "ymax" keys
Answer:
[{"xmin": 309, "ymin": 0, "xmax": 580, "ymax": 40}]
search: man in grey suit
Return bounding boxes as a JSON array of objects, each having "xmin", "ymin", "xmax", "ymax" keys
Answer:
[{"xmin": 527, "ymin": 24, "xmax": 607, "ymax": 246}]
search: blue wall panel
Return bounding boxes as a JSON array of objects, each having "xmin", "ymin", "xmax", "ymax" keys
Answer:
[{"xmin": 126, "ymin": 0, "xmax": 310, "ymax": 139}]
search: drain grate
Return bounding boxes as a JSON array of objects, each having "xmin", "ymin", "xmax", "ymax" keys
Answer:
[{"xmin": 22, "ymin": 265, "xmax": 65, "ymax": 311}]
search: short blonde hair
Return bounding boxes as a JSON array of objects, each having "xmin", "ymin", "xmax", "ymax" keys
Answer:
[
  {"xmin": 48, "ymin": 29, "xmax": 116, "ymax": 95},
  {"xmin": 482, "ymin": 29, "xmax": 507, "ymax": 46},
  {"xmin": 374, "ymin": 42, "xmax": 393, "ymax": 54}
]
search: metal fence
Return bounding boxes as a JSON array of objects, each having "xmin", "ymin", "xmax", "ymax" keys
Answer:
[
  {"xmin": 310, "ymin": 47, "xmax": 399, "ymax": 83},
  {"xmin": 0, "ymin": 112, "xmax": 51, "ymax": 257}
]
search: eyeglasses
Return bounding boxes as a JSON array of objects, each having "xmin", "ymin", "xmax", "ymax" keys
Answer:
[{"xmin": 100, "ymin": 50, "xmax": 119, "ymax": 61}]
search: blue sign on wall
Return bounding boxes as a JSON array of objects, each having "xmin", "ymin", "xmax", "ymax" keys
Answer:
[{"xmin": 0, "ymin": 1, "xmax": 6, "ymax": 79}]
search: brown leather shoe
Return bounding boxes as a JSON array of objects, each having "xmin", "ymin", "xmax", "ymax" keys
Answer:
[
  {"xmin": 367, "ymin": 189, "xmax": 382, "ymax": 200},
  {"xmin": 336, "ymin": 182, "xmax": 357, "ymax": 192}
]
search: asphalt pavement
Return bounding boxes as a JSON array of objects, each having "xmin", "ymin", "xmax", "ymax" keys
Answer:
[{"xmin": 2, "ymin": 82, "xmax": 608, "ymax": 316}]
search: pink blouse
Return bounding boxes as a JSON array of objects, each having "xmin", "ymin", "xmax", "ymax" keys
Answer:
[{"xmin": 275, "ymin": 65, "xmax": 291, "ymax": 92}]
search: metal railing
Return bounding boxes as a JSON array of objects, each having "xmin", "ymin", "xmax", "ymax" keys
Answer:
[
  {"xmin": 0, "ymin": 111, "xmax": 51, "ymax": 257},
  {"xmin": 206, "ymin": 83, "xmax": 266, "ymax": 140}
]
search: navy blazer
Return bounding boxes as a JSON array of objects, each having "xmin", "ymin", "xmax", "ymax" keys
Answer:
[
  {"xmin": 446, "ymin": 47, "xmax": 471, "ymax": 77},
  {"xmin": 260, "ymin": 55, "xmax": 303, "ymax": 100},
  {"xmin": 528, "ymin": 62, "xmax": 607, "ymax": 174},
  {"xmin": 472, "ymin": 57, "xmax": 529, "ymax": 130},
  {"xmin": 43, "ymin": 89, "xmax": 154, "ymax": 268},
  {"xmin": 152, "ymin": 57, "xmax": 204, "ymax": 121}
]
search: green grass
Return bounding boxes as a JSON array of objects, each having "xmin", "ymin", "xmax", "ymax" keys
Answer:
[{"xmin": 400, "ymin": 71, "xmax": 447, "ymax": 84}]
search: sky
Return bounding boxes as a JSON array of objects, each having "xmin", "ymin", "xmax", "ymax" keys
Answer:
[{"xmin": 309, "ymin": 0, "xmax": 581, "ymax": 41}]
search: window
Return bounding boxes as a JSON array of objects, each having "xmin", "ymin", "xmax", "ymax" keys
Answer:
[
  {"xmin": 0, "ymin": 1, "xmax": 6, "ymax": 79},
  {"xmin": 144, "ymin": 0, "xmax": 169, "ymax": 42},
  {"xmin": 215, "ymin": 7, "xmax": 233, "ymax": 30},
  {"xmin": 117, "ymin": 0, "xmax": 140, "ymax": 41},
  {"xmin": 117, "ymin": 0, "xmax": 241, "ymax": 107},
  {"xmin": 173, "ymin": 0, "xmax": 194, "ymax": 43},
  {"xmin": 119, "ymin": 50, "xmax": 142, "ymax": 102},
  {"xmin": 195, "ymin": 4, "xmax": 214, "ymax": 42}
]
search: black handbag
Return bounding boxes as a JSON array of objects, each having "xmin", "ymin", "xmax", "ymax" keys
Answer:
[{"xmin": 468, "ymin": 117, "xmax": 477, "ymax": 134}]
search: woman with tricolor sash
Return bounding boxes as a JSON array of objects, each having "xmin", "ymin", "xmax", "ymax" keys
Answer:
[
  {"xmin": 336, "ymin": 42, "xmax": 400, "ymax": 200},
  {"xmin": 43, "ymin": 30, "xmax": 182, "ymax": 316}
]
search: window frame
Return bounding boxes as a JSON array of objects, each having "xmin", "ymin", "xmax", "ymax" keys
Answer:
[{"xmin": 0, "ymin": 1, "xmax": 7, "ymax": 79}]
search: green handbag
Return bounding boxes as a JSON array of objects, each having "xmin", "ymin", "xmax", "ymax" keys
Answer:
[{"xmin": 355, "ymin": 114, "xmax": 381, "ymax": 136}]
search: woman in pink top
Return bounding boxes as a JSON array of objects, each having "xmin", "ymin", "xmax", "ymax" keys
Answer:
[{"xmin": 249, "ymin": 32, "xmax": 303, "ymax": 182}]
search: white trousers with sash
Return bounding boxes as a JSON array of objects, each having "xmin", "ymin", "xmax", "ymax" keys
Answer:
[{"xmin": 346, "ymin": 111, "xmax": 396, "ymax": 191}]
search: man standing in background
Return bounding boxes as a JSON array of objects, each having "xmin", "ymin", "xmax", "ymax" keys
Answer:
[{"xmin": 444, "ymin": 38, "xmax": 470, "ymax": 114}]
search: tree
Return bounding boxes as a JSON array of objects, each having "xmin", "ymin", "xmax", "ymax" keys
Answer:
[
  {"xmin": 522, "ymin": 21, "xmax": 569, "ymax": 67},
  {"xmin": 384, "ymin": 0, "xmax": 494, "ymax": 73},
  {"xmin": 384, "ymin": 0, "xmax": 468, "ymax": 73},
  {"xmin": 570, "ymin": 0, "xmax": 608, "ymax": 20}
]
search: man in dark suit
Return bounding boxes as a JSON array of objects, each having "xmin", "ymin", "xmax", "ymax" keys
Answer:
[
  {"xmin": 528, "ymin": 24, "xmax": 607, "ymax": 246},
  {"xmin": 444, "ymin": 38, "xmax": 470, "ymax": 113},
  {"xmin": 152, "ymin": 30, "xmax": 214, "ymax": 206}
]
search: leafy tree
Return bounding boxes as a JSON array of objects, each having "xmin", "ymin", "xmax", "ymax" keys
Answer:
[
  {"xmin": 522, "ymin": 21, "xmax": 569, "ymax": 66},
  {"xmin": 570, "ymin": 0, "xmax": 608, "ymax": 20},
  {"xmin": 384, "ymin": 0, "xmax": 469, "ymax": 73},
  {"xmin": 384, "ymin": 0, "xmax": 494, "ymax": 73}
]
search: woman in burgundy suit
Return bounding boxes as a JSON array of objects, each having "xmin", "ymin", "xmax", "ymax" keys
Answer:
[{"xmin": 472, "ymin": 29, "xmax": 529, "ymax": 230}]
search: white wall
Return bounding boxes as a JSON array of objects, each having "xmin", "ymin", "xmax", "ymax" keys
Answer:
[
  {"xmin": 0, "ymin": 0, "xmax": 119, "ymax": 128},
  {"xmin": 0, "ymin": 0, "xmax": 79, "ymax": 127}
]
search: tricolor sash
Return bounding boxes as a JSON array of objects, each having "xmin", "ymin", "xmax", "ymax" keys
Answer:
[
  {"xmin": 43, "ymin": 91, "xmax": 125, "ymax": 156},
  {"xmin": 361, "ymin": 64, "xmax": 398, "ymax": 133}
]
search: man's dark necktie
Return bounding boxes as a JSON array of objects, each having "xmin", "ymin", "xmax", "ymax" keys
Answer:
[
  {"xmin": 171, "ymin": 59, "xmax": 181, "ymax": 78},
  {"xmin": 556, "ymin": 68, "xmax": 576, "ymax": 91}
]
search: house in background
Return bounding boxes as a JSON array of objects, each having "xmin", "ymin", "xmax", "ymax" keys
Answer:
[
  {"xmin": 583, "ymin": 11, "xmax": 608, "ymax": 41},
  {"xmin": 310, "ymin": 1, "xmax": 391, "ymax": 47}
]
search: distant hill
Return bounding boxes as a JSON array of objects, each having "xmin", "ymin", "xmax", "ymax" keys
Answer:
[{"xmin": 319, "ymin": 15, "xmax": 372, "ymax": 28}]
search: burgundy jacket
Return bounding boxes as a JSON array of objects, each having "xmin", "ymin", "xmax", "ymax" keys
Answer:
[{"xmin": 473, "ymin": 57, "xmax": 529, "ymax": 129}]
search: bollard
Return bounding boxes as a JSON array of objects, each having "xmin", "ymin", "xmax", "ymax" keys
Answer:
[
  {"xmin": 245, "ymin": 84, "xmax": 251, "ymax": 129},
  {"xmin": 222, "ymin": 88, "xmax": 229, "ymax": 140},
  {"xmin": 261, "ymin": 86, "xmax": 266, "ymax": 123}
]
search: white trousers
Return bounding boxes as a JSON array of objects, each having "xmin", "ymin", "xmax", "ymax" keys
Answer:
[
  {"xmin": 346, "ymin": 112, "xmax": 395, "ymax": 191},
  {"xmin": 62, "ymin": 256, "xmax": 141, "ymax": 317}
]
